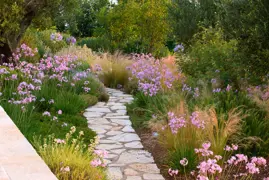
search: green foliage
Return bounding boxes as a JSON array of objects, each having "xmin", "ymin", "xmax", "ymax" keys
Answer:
[
  {"xmin": 77, "ymin": 37, "xmax": 111, "ymax": 52},
  {"xmin": 54, "ymin": 92, "xmax": 87, "ymax": 115},
  {"xmin": 80, "ymin": 94, "xmax": 98, "ymax": 106},
  {"xmin": 0, "ymin": 65, "xmax": 106, "ymax": 149},
  {"xmin": 0, "ymin": 0, "xmax": 81, "ymax": 61},
  {"xmin": 217, "ymin": 0, "xmax": 269, "ymax": 78},
  {"xmin": 27, "ymin": 112, "xmax": 96, "ymax": 145},
  {"xmin": 168, "ymin": 0, "xmax": 217, "ymax": 45},
  {"xmin": 186, "ymin": 86, "xmax": 269, "ymax": 156},
  {"xmin": 0, "ymin": 0, "xmax": 24, "ymax": 43},
  {"xmin": 177, "ymin": 28, "xmax": 241, "ymax": 88},
  {"xmin": 127, "ymin": 92, "xmax": 171, "ymax": 128},
  {"xmin": 97, "ymin": 0, "xmax": 169, "ymax": 56},
  {"xmin": 38, "ymin": 29, "xmax": 68, "ymax": 53}
]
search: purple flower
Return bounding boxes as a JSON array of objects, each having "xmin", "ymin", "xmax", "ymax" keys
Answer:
[
  {"xmin": 42, "ymin": 111, "xmax": 51, "ymax": 117},
  {"xmin": 211, "ymin": 78, "xmax": 217, "ymax": 84},
  {"xmin": 67, "ymin": 36, "xmax": 76, "ymax": 45},
  {"xmin": 226, "ymin": 84, "xmax": 232, "ymax": 92},
  {"xmin": 213, "ymin": 88, "xmax": 221, "ymax": 93},
  {"xmin": 174, "ymin": 44, "xmax": 184, "ymax": 52}
]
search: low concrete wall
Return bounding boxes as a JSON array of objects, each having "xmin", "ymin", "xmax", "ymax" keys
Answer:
[{"xmin": 0, "ymin": 106, "xmax": 58, "ymax": 180}]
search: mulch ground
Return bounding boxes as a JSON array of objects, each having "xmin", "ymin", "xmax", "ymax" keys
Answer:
[{"xmin": 135, "ymin": 128, "xmax": 269, "ymax": 180}]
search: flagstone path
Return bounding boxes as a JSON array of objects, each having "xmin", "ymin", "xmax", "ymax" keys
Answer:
[{"xmin": 84, "ymin": 88, "xmax": 164, "ymax": 180}]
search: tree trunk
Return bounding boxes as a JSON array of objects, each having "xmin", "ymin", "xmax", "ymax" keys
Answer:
[{"xmin": 0, "ymin": 42, "xmax": 13, "ymax": 64}]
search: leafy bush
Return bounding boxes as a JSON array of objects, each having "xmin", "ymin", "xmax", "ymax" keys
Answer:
[
  {"xmin": 177, "ymin": 28, "xmax": 242, "ymax": 88},
  {"xmin": 77, "ymin": 37, "xmax": 111, "ymax": 52},
  {"xmin": 80, "ymin": 94, "xmax": 98, "ymax": 106},
  {"xmin": 38, "ymin": 29, "xmax": 68, "ymax": 54}
]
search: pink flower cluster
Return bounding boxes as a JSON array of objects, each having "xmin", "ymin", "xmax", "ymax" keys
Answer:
[
  {"xmin": 13, "ymin": 43, "xmax": 38, "ymax": 61},
  {"xmin": 90, "ymin": 150, "xmax": 108, "ymax": 167},
  {"xmin": 190, "ymin": 111, "xmax": 205, "ymax": 129},
  {"xmin": 195, "ymin": 142, "xmax": 213, "ymax": 157},
  {"xmin": 166, "ymin": 111, "xmax": 206, "ymax": 134},
  {"xmin": 168, "ymin": 168, "xmax": 178, "ymax": 176},
  {"xmin": 129, "ymin": 54, "xmax": 179, "ymax": 96},
  {"xmin": 224, "ymin": 144, "xmax": 238, "ymax": 151},
  {"xmin": 247, "ymin": 85, "xmax": 269, "ymax": 101},
  {"xmin": 168, "ymin": 141, "xmax": 268, "ymax": 179},
  {"xmin": 197, "ymin": 158, "xmax": 222, "ymax": 175},
  {"xmin": 167, "ymin": 112, "xmax": 186, "ymax": 134}
]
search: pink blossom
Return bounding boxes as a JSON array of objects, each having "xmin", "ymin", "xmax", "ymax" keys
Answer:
[
  {"xmin": 90, "ymin": 158, "xmax": 102, "ymax": 167},
  {"xmin": 168, "ymin": 168, "xmax": 178, "ymax": 176},
  {"xmin": 94, "ymin": 150, "xmax": 108, "ymax": 158},
  {"xmin": 54, "ymin": 139, "xmax": 65, "ymax": 144},
  {"xmin": 190, "ymin": 111, "xmax": 205, "ymax": 129},
  {"xmin": 180, "ymin": 158, "xmax": 188, "ymax": 166},
  {"xmin": 168, "ymin": 112, "xmax": 186, "ymax": 134},
  {"xmin": 58, "ymin": 110, "xmax": 62, "ymax": 115},
  {"xmin": 251, "ymin": 157, "xmax": 267, "ymax": 166},
  {"xmin": 42, "ymin": 111, "xmax": 51, "ymax": 117},
  {"xmin": 246, "ymin": 162, "xmax": 259, "ymax": 174}
]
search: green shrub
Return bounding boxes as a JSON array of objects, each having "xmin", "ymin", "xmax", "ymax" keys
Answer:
[
  {"xmin": 77, "ymin": 37, "xmax": 111, "ymax": 52},
  {"xmin": 98, "ymin": 92, "xmax": 109, "ymax": 102},
  {"xmin": 80, "ymin": 94, "xmax": 98, "ymax": 106},
  {"xmin": 73, "ymin": 76, "xmax": 105, "ymax": 97},
  {"xmin": 177, "ymin": 28, "xmax": 242, "ymax": 88},
  {"xmin": 38, "ymin": 29, "xmax": 68, "ymax": 54}
]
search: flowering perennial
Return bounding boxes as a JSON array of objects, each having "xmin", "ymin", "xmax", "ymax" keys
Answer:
[{"xmin": 129, "ymin": 54, "xmax": 179, "ymax": 96}]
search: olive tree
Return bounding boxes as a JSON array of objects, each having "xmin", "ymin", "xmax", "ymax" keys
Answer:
[{"xmin": 0, "ymin": 0, "xmax": 79, "ymax": 63}]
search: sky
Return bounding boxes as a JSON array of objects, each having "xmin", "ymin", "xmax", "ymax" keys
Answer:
[{"xmin": 110, "ymin": 0, "xmax": 117, "ymax": 4}]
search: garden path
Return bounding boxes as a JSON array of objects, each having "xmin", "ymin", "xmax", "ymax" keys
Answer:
[{"xmin": 84, "ymin": 88, "xmax": 164, "ymax": 180}]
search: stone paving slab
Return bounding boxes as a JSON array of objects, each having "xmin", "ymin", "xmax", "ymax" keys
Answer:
[
  {"xmin": 85, "ymin": 88, "xmax": 164, "ymax": 180},
  {"xmin": 0, "ymin": 106, "xmax": 57, "ymax": 180}
]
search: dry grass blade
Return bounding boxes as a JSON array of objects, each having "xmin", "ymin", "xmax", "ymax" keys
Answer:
[
  {"xmin": 208, "ymin": 107, "xmax": 219, "ymax": 128},
  {"xmin": 224, "ymin": 108, "xmax": 246, "ymax": 137}
]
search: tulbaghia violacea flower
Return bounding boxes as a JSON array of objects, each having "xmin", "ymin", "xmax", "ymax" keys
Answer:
[
  {"xmin": 94, "ymin": 150, "xmax": 108, "ymax": 158},
  {"xmin": 58, "ymin": 110, "xmax": 62, "ymax": 115},
  {"xmin": 190, "ymin": 111, "xmax": 205, "ymax": 129},
  {"xmin": 226, "ymin": 84, "xmax": 232, "ymax": 92},
  {"xmin": 168, "ymin": 112, "xmax": 186, "ymax": 134},
  {"xmin": 42, "ymin": 111, "xmax": 51, "ymax": 117},
  {"xmin": 168, "ymin": 168, "xmax": 178, "ymax": 176},
  {"xmin": 180, "ymin": 158, "xmax": 188, "ymax": 166},
  {"xmin": 195, "ymin": 142, "xmax": 213, "ymax": 157},
  {"xmin": 129, "ymin": 54, "xmax": 179, "ymax": 96},
  {"xmin": 174, "ymin": 44, "xmax": 184, "ymax": 52}
]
